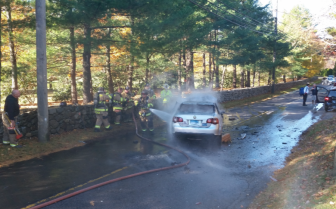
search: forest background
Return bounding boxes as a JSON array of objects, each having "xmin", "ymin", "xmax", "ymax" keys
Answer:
[{"xmin": 0, "ymin": 0, "xmax": 334, "ymax": 106}]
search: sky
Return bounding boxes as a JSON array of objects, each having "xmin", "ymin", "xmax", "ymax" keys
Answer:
[{"xmin": 258, "ymin": 0, "xmax": 335, "ymax": 36}]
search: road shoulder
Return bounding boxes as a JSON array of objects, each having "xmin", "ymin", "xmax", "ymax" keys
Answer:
[{"xmin": 249, "ymin": 116, "xmax": 336, "ymax": 209}]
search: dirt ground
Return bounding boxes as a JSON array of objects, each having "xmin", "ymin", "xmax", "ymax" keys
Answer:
[{"xmin": 249, "ymin": 117, "xmax": 336, "ymax": 209}]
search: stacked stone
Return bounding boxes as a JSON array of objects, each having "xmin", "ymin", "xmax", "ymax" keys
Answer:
[{"xmin": 0, "ymin": 105, "xmax": 115, "ymax": 139}]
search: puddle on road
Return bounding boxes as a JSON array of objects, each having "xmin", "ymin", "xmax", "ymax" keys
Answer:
[{"xmin": 226, "ymin": 110, "xmax": 320, "ymax": 169}]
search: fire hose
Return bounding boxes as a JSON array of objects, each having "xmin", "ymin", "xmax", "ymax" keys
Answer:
[{"xmin": 28, "ymin": 109, "xmax": 190, "ymax": 209}]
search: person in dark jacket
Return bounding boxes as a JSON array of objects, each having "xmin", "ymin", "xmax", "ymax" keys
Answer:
[{"xmin": 2, "ymin": 90, "xmax": 22, "ymax": 148}]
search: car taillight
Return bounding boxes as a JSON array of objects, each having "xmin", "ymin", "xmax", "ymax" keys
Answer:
[
  {"xmin": 173, "ymin": 117, "xmax": 183, "ymax": 123},
  {"xmin": 206, "ymin": 118, "xmax": 219, "ymax": 124},
  {"xmin": 325, "ymin": 97, "xmax": 331, "ymax": 101}
]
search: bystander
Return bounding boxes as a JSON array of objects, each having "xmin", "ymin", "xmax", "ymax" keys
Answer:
[
  {"xmin": 303, "ymin": 83, "xmax": 310, "ymax": 106},
  {"xmin": 2, "ymin": 90, "xmax": 22, "ymax": 148}
]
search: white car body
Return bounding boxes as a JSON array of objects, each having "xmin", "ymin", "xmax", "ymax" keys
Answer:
[{"xmin": 171, "ymin": 101, "xmax": 223, "ymax": 137}]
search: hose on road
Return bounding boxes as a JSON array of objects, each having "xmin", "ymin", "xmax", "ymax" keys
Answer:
[{"xmin": 28, "ymin": 109, "xmax": 190, "ymax": 209}]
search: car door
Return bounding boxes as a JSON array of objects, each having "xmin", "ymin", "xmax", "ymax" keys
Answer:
[{"xmin": 316, "ymin": 86, "xmax": 329, "ymax": 103}]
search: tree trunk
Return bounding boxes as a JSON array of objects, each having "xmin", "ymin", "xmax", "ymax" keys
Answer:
[
  {"xmin": 186, "ymin": 49, "xmax": 194, "ymax": 90},
  {"xmin": 212, "ymin": 49, "xmax": 215, "ymax": 88},
  {"xmin": 182, "ymin": 48, "xmax": 187, "ymax": 87},
  {"xmin": 82, "ymin": 24, "xmax": 92, "ymax": 104},
  {"xmin": 215, "ymin": 30, "xmax": 220, "ymax": 88},
  {"xmin": 145, "ymin": 53, "xmax": 149, "ymax": 84},
  {"xmin": 208, "ymin": 32, "xmax": 212, "ymax": 88},
  {"xmin": 246, "ymin": 69, "xmax": 250, "ymax": 87},
  {"xmin": 258, "ymin": 72, "xmax": 260, "ymax": 86},
  {"xmin": 127, "ymin": 17, "xmax": 135, "ymax": 92},
  {"xmin": 252, "ymin": 65, "xmax": 256, "ymax": 87},
  {"xmin": 221, "ymin": 65, "xmax": 226, "ymax": 91},
  {"xmin": 178, "ymin": 51, "xmax": 181, "ymax": 91},
  {"xmin": 0, "ymin": 8, "xmax": 2, "ymax": 105},
  {"xmin": 202, "ymin": 53, "xmax": 206, "ymax": 87},
  {"xmin": 5, "ymin": 5, "xmax": 18, "ymax": 90},
  {"xmin": 105, "ymin": 28, "xmax": 114, "ymax": 93},
  {"xmin": 70, "ymin": 27, "xmax": 78, "ymax": 104},
  {"xmin": 233, "ymin": 65, "xmax": 237, "ymax": 88},
  {"xmin": 283, "ymin": 74, "xmax": 286, "ymax": 83},
  {"xmin": 268, "ymin": 69, "xmax": 271, "ymax": 85},
  {"xmin": 128, "ymin": 56, "xmax": 134, "ymax": 91},
  {"xmin": 240, "ymin": 69, "xmax": 245, "ymax": 88}
]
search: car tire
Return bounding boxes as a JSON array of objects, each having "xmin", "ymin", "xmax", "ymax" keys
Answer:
[{"xmin": 325, "ymin": 104, "xmax": 329, "ymax": 112}]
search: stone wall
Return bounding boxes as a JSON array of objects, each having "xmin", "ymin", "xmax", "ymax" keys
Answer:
[
  {"xmin": 216, "ymin": 77, "xmax": 318, "ymax": 103},
  {"xmin": 0, "ymin": 105, "xmax": 116, "ymax": 139}
]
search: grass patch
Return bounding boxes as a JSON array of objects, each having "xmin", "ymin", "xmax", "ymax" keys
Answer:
[
  {"xmin": 222, "ymin": 79, "xmax": 321, "ymax": 109},
  {"xmin": 249, "ymin": 116, "xmax": 336, "ymax": 209},
  {"xmin": 0, "ymin": 120, "xmax": 163, "ymax": 168}
]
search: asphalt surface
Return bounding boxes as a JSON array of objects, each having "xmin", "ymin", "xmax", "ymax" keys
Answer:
[{"xmin": 1, "ymin": 85, "xmax": 335, "ymax": 209}]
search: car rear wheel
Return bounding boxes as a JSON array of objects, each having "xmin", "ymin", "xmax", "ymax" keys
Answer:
[
  {"xmin": 210, "ymin": 135, "xmax": 222, "ymax": 147},
  {"xmin": 325, "ymin": 104, "xmax": 329, "ymax": 112}
]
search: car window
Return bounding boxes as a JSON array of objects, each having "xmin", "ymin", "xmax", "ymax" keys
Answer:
[
  {"xmin": 178, "ymin": 104, "xmax": 214, "ymax": 114},
  {"xmin": 328, "ymin": 77, "xmax": 333, "ymax": 80},
  {"xmin": 317, "ymin": 87, "xmax": 328, "ymax": 94},
  {"xmin": 329, "ymin": 91, "xmax": 336, "ymax": 97}
]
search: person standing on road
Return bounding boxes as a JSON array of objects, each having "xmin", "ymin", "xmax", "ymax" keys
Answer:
[
  {"xmin": 121, "ymin": 86, "xmax": 135, "ymax": 122},
  {"xmin": 113, "ymin": 87, "xmax": 125, "ymax": 125},
  {"xmin": 135, "ymin": 91, "xmax": 154, "ymax": 132},
  {"xmin": 311, "ymin": 84, "xmax": 317, "ymax": 105},
  {"xmin": 303, "ymin": 83, "xmax": 310, "ymax": 106},
  {"xmin": 160, "ymin": 84, "xmax": 172, "ymax": 109},
  {"xmin": 2, "ymin": 90, "xmax": 22, "ymax": 148},
  {"xmin": 93, "ymin": 87, "xmax": 113, "ymax": 132}
]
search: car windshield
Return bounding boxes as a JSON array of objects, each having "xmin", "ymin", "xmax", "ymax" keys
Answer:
[
  {"xmin": 178, "ymin": 104, "xmax": 214, "ymax": 114},
  {"xmin": 328, "ymin": 77, "xmax": 334, "ymax": 80},
  {"xmin": 329, "ymin": 91, "xmax": 336, "ymax": 97}
]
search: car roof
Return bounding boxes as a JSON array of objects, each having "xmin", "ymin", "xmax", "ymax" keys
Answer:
[{"xmin": 181, "ymin": 101, "xmax": 215, "ymax": 105}]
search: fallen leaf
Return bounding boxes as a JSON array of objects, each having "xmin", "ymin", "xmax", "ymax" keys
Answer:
[{"xmin": 90, "ymin": 201, "xmax": 94, "ymax": 206}]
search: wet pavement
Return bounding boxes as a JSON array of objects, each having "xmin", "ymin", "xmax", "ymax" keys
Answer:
[{"xmin": 2, "ymin": 86, "xmax": 336, "ymax": 209}]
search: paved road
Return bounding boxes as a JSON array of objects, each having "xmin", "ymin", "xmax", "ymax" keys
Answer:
[{"xmin": 1, "ymin": 87, "xmax": 335, "ymax": 209}]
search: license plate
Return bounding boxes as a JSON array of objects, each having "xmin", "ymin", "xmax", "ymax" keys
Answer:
[{"xmin": 189, "ymin": 120, "xmax": 199, "ymax": 125}]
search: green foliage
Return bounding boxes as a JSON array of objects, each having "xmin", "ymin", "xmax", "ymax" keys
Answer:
[{"xmin": 52, "ymin": 86, "xmax": 71, "ymax": 102}]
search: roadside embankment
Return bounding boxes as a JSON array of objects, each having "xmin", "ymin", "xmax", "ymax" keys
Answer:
[{"xmin": 249, "ymin": 117, "xmax": 336, "ymax": 209}]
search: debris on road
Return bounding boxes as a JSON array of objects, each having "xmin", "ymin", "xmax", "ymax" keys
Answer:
[
  {"xmin": 241, "ymin": 133, "xmax": 246, "ymax": 139},
  {"xmin": 270, "ymin": 176, "xmax": 277, "ymax": 182},
  {"xmin": 196, "ymin": 202, "xmax": 201, "ymax": 205},
  {"xmin": 221, "ymin": 133, "xmax": 231, "ymax": 143},
  {"xmin": 90, "ymin": 201, "xmax": 95, "ymax": 206},
  {"xmin": 282, "ymin": 142, "xmax": 287, "ymax": 144}
]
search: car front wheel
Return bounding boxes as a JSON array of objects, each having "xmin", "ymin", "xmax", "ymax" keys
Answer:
[{"xmin": 325, "ymin": 103, "xmax": 329, "ymax": 112}]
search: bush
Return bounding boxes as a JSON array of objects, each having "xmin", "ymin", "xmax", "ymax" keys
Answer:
[{"xmin": 53, "ymin": 87, "xmax": 71, "ymax": 102}]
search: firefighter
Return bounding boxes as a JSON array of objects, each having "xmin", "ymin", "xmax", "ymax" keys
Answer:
[
  {"xmin": 121, "ymin": 86, "xmax": 135, "ymax": 122},
  {"xmin": 2, "ymin": 90, "xmax": 22, "ymax": 148},
  {"xmin": 144, "ymin": 83, "xmax": 156, "ymax": 99},
  {"xmin": 160, "ymin": 83, "xmax": 172, "ymax": 109},
  {"xmin": 136, "ymin": 90, "xmax": 154, "ymax": 132},
  {"xmin": 93, "ymin": 87, "xmax": 113, "ymax": 132},
  {"xmin": 113, "ymin": 87, "xmax": 125, "ymax": 125}
]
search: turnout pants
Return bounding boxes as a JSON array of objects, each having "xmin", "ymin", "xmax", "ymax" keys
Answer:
[
  {"xmin": 2, "ymin": 113, "xmax": 18, "ymax": 146},
  {"xmin": 139, "ymin": 111, "xmax": 154, "ymax": 131},
  {"xmin": 124, "ymin": 107, "xmax": 133, "ymax": 122},
  {"xmin": 95, "ymin": 111, "xmax": 111, "ymax": 129}
]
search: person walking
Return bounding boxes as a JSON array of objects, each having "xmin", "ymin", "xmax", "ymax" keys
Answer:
[
  {"xmin": 303, "ymin": 83, "xmax": 310, "ymax": 106},
  {"xmin": 311, "ymin": 84, "xmax": 317, "ymax": 105},
  {"xmin": 113, "ymin": 87, "xmax": 125, "ymax": 125},
  {"xmin": 93, "ymin": 87, "xmax": 113, "ymax": 132},
  {"xmin": 2, "ymin": 90, "xmax": 22, "ymax": 148},
  {"xmin": 121, "ymin": 86, "xmax": 135, "ymax": 122}
]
